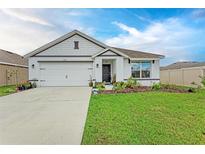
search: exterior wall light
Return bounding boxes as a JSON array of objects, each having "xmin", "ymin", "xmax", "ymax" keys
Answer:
[
  {"xmin": 96, "ymin": 64, "xmax": 99, "ymax": 68},
  {"xmin": 32, "ymin": 64, "xmax": 35, "ymax": 68}
]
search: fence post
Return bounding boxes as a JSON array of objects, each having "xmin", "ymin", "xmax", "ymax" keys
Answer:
[
  {"xmin": 6, "ymin": 69, "xmax": 8, "ymax": 85},
  {"xmin": 182, "ymin": 69, "xmax": 184, "ymax": 86}
]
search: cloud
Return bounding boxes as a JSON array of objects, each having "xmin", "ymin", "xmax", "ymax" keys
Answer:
[
  {"xmin": 135, "ymin": 14, "xmax": 154, "ymax": 23},
  {"xmin": 191, "ymin": 9, "xmax": 205, "ymax": 19},
  {"xmin": 63, "ymin": 20, "xmax": 94, "ymax": 35},
  {"xmin": 105, "ymin": 18, "xmax": 199, "ymax": 62},
  {"xmin": 66, "ymin": 10, "xmax": 89, "ymax": 16},
  {"xmin": 0, "ymin": 22, "xmax": 59, "ymax": 55},
  {"xmin": 0, "ymin": 9, "xmax": 95, "ymax": 56},
  {"xmin": 0, "ymin": 9, "xmax": 53, "ymax": 26}
]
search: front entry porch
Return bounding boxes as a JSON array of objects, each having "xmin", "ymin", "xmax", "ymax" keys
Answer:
[{"xmin": 93, "ymin": 55, "xmax": 125, "ymax": 83}]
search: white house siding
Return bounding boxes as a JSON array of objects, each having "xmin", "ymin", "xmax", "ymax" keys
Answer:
[
  {"xmin": 37, "ymin": 34, "xmax": 104, "ymax": 56},
  {"xmin": 151, "ymin": 59, "xmax": 160, "ymax": 79},
  {"xmin": 123, "ymin": 58, "xmax": 131, "ymax": 80},
  {"xmin": 116, "ymin": 57, "xmax": 124, "ymax": 81},
  {"xmin": 93, "ymin": 57, "xmax": 102, "ymax": 82}
]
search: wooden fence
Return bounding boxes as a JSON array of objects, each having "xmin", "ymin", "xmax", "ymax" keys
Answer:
[
  {"xmin": 0, "ymin": 64, "xmax": 28, "ymax": 86},
  {"xmin": 160, "ymin": 66, "xmax": 205, "ymax": 87}
]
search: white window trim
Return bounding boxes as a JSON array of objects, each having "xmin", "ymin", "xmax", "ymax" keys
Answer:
[{"xmin": 131, "ymin": 61, "xmax": 152, "ymax": 79}]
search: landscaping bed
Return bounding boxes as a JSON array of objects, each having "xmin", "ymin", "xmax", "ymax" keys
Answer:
[
  {"xmin": 93, "ymin": 77, "xmax": 199, "ymax": 95},
  {"xmin": 99, "ymin": 85, "xmax": 192, "ymax": 94}
]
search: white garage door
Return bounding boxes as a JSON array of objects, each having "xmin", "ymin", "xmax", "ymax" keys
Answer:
[{"xmin": 39, "ymin": 62, "xmax": 93, "ymax": 86}]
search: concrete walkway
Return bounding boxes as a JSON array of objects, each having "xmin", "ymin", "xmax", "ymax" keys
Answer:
[{"xmin": 0, "ymin": 87, "xmax": 91, "ymax": 145}]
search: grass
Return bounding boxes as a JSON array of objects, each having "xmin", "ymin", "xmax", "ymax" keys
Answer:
[
  {"xmin": 0, "ymin": 85, "xmax": 16, "ymax": 96},
  {"xmin": 82, "ymin": 90, "xmax": 205, "ymax": 144}
]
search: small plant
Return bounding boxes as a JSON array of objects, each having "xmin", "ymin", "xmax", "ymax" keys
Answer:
[
  {"xmin": 113, "ymin": 82, "xmax": 126, "ymax": 90},
  {"xmin": 126, "ymin": 77, "xmax": 139, "ymax": 88},
  {"xmin": 152, "ymin": 83, "xmax": 161, "ymax": 90},
  {"xmin": 89, "ymin": 81, "xmax": 93, "ymax": 87},
  {"xmin": 95, "ymin": 82, "xmax": 105, "ymax": 91},
  {"xmin": 89, "ymin": 76, "xmax": 93, "ymax": 87}
]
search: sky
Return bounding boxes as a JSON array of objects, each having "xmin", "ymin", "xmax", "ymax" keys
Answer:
[{"xmin": 0, "ymin": 8, "xmax": 205, "ymax": 66}]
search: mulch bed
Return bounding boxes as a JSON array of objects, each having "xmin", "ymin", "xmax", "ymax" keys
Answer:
[{"xmin": 99, "ymin": 86, "xmax": 192, "ymax": 94}]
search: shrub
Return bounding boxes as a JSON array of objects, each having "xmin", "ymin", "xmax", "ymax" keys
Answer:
[
  {"xmin": 126, "ymin": 77, "xmax": 139, "ymax": 88},
  {"xmin": 95, "ymin": 82, "xmax": 105, "ymax": 91},
  {"xmin": 89, "ymin": 81, "xmax": 93, "ymax": 87},
  {"xmin": 113, "ymin": 82, "xmax": 126, "ymax": 90},
  {"xmin": 112, "ymin": 77, "xmax": 140, "ymax": 91},
  {"xmin": 161, "ymin": 83, "xmax": 170, "ymax": 89},
  {"xmin": 152, "ymin": 83, "xmax": 161, "ymax": 90},
  {"xmin": 188, "ymin": 87, "xmax": 197, "ymax": 93}
]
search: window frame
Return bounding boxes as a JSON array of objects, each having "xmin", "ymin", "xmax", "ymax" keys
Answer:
[
  {"xmin": 74, "ymin": 41, "xmax": 79, "ymax": 49},
  {"xmin": 131, "ymin": 61, "xmax": 152, "ymax": 79}
]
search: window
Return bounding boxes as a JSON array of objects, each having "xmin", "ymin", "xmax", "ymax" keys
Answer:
[
  {"xmin": 131, "ymin": 62, "xmax": 140, "ymax": 78},
  {"xmin": 74, "ymin": 41, "xmax": 79, "ymax": 49},
  {"xmin": 141, "ymin": 61, "xmax": 151, "ymax": 78},
  {"xmin": 131, "ymin": 61, "xmax": 151, "ymax": 78}
]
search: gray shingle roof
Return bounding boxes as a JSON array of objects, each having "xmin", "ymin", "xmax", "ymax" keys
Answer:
[
  {"xmin": 161, "ymin": 61, "xmax": 205, "ymax": 70},
  {"xmin": 113, "ymin": 47, "xmax": 164, "ymax": 59},
  {"xmin": 0, "ymin": 49, "xmax": 28, "ymax": 66}
]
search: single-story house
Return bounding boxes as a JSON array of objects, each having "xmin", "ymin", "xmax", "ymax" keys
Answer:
[
  {"xmin": 25, "ymin": 30, "xmax": 164, "ymax": 87},
  {"xmin": 160, "ymin": 61, "xmax": 205, "ymax": 87},
  {"xmin": 0, "ymin": 49, "xmax": 28, "ymax": 86}
]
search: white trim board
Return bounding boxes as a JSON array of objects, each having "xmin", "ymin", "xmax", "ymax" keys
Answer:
[{"xmin": 0, "ymin": 62, "xmax": 28, "ymax": 68}]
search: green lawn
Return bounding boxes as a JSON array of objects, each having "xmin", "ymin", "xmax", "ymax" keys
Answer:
[
  {"xmin": 0, "ymin": 85, "xmax": 16, "ymax": 96},
  {"xmin": 82, "ymin": 90, "xmax": 205, "ymax": 144}
]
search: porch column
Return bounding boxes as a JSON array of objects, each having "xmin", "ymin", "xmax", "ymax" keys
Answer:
[
  {"xmin": 94, "ymin": 57, "xmax": 102, "ymax": 82},
  {"xmin": 116, "ymin": 57, "xmax": 124, "ymax": 82}
]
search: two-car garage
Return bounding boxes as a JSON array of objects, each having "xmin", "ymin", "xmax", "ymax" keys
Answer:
[{"xmin": 39, "ymin": 62, "xmax": 93, "ymax": 87}]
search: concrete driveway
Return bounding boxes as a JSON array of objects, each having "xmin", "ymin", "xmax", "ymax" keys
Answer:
[{"xmin": 0, "ymin": 87, "xmax": 92, "ymax": 145}]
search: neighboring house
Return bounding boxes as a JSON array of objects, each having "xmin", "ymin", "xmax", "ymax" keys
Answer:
[
  {"xmin": 160, "ymin": 61, "xmax": 205, "ymax": 87},
  {"xmin": 25, "ymin": 30, "xmax": 164, "ymax": 87},
  {"xmin": 0, "ymin": 49, "xmax": 28, "ymax": 86}
]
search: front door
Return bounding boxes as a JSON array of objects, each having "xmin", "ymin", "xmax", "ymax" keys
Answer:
[{"xmin": 102, "ymin": 64, "xmax": 111, "ymax": 83}]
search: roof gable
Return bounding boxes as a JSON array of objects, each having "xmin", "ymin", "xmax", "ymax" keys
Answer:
[
  {"xmin": 92, "ymin": 48, "xmax": 129, "ymax": 58},
  {"xmin": 101, "ymin": 50, "xmax": 118, "ymax": 56},
  {"xmin": 24, "ymin": 30, "xmax": 108, "ymax": 58}
]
